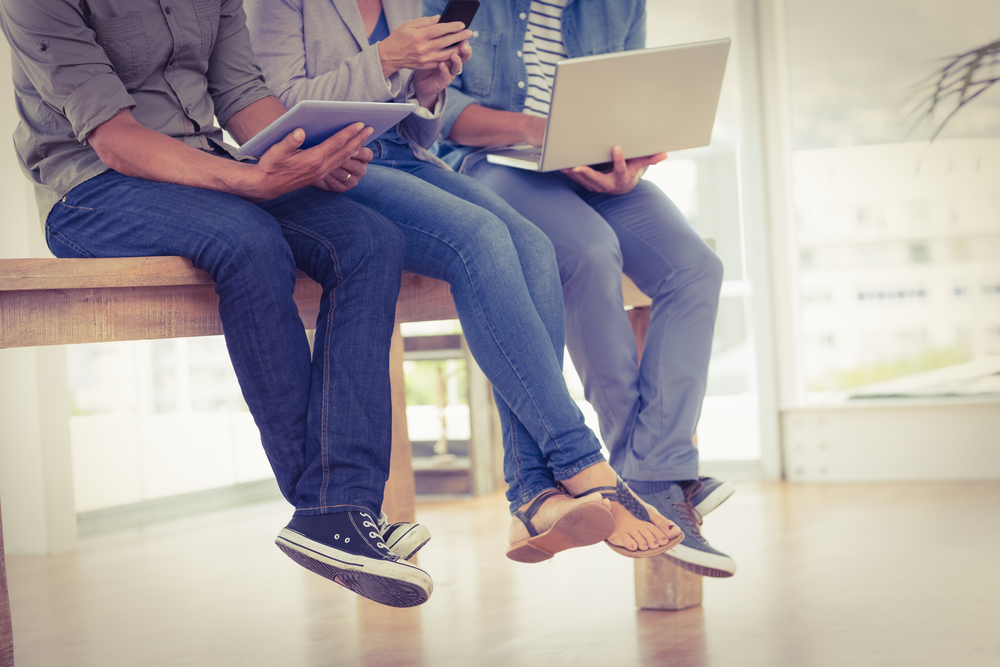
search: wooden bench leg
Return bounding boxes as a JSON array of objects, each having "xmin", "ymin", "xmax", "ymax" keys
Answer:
[
  {"xmin": 628, "ymin": 306, "xmax": 703, "ymax": 611},
  {"xmin": 635, "ymin": 555, "xmax": 703, "ymax": 611},
  {"xmin": 383, "ymin": 323, "xmax": 416, "ymax": 524},
  {"xmin": 1, "ymin": 505, "xmax": 14, "ymax": 666}
]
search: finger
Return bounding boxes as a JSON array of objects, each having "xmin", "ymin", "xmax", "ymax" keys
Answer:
[
  {"xmin": 629, "ymin": 152, "xmax": 667, "ymax": 169},
  {"xmin": 459, "ymin": 41, "xmax": 472, "ymax": 63},
  {"xmin": 328, "ymin": 167, "xmax": 351, "ymax": 182},
  {"xmin": 265, "ymin": 127, "xmax": 306, "ymax": 158},
  {"xmin": 316, "ymin": 173, "xmax": 348, "ymax": 194},
  {"xmin": 315, "ymin": 123, "xmax": 372, "ymax": 164},
  {"xmin": 565, "ymin": 166, "xmax": 608, "ymax": 192},
  {"xmin": 340, "ymin": 156, "xmax": 367, "ymax": 180},
  {"xmin": 354, "ymin": 146, "xmax": 374, "ymax": 164},
  {"xmin": 431, "ymin": 28, "xmax": 473, "ymax": 49}
]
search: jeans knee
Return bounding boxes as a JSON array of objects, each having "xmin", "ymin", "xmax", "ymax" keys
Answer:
[
  {"xmin": 697, "ymin": 243, "xmax": 725, "ymax": 291},
  {"xmin": 561, "ymin": 232, "xmax": 622, "ymax": 283},
  {"xmin": 214, "ymin": 217, "xmax": 295, "ymax": 284}
]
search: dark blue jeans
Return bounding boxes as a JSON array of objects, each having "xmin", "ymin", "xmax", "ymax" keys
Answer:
[{"xmin": 46, "ymin": 170, "xmax": 405, "ymax": 517}]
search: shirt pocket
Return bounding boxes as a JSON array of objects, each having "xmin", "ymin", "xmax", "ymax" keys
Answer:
[
  {"xmin": 90, "ymin": 12, "xmax": 152, "ymax": 89},
  {"xmin": 463, "ymin": 31, "xmax": 502, "ymax": 98},
  {"xmin": 193, "ymin": 0, "xmax": 221, "ymax": 62}
]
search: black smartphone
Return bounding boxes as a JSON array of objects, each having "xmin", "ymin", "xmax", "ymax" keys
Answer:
[{"xmin": 438, "ymin": 0, "xmax": 480, "ymax": 31}]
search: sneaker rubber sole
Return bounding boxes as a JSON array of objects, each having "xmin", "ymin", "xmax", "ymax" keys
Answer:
[
  {"xmin": 663, "ymin": 542, "xmax": 737, "ymax": 578},
  {"xmin": 276, "ymin": 528, "xmax": 433, "ymax": 608}
]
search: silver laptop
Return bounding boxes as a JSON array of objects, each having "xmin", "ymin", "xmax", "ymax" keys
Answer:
[{"xmin": 486, "ymin": 38, "xmax": 731, "ymax": 172}]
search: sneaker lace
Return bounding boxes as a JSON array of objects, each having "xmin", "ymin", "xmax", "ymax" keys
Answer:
[
  {"xmin": 359, "ymin": 512, "xmax": 390, "ymax": 553},
  {"xmin": 672, "ymin": 487, "xmax": 704, "ymax": 537}
]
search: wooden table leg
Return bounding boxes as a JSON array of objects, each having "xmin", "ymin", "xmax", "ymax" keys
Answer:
[
  {"xmin": 627, "ymin": 306, "xmax": 703, "ymax": 611},
  {"xmin": 383, "ymin": 323, "xmax": 416, "ymax": 524},
  {"xmin": 1, "ymin": 505, "xmax": 14, "ymax": 666}
]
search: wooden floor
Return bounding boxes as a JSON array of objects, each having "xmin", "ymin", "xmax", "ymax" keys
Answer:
[{"xmin": 7, "ymin": 481, "xmax": 1000, "ymax": 667}]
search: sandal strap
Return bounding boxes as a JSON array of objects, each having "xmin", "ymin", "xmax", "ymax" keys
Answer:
[
  {"xmin": 569, "ymin": 477, "xmax": 651, "ymax": 523},
  {"xmin": 511, "ymin": 488, "xmax": 563, "ymax": 537}
]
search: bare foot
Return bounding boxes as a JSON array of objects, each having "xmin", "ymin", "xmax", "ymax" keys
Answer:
[
  {"xmin": 508, "ymin": 489, "xmax": 610, "ymax": 546},
  {"xmin": 559, "ymin": 462, "xmax": 681, "ymax": 553}
]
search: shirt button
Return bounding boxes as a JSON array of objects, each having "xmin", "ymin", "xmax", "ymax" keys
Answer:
[
  {"xmin": 516, "ymin": 50, "xmax": 523, "ymax": 57},
  {"xmin": 165, "ymin": 6, "xmax": 171, "ymax": 14},
  {"xmin": 472, "ymin": 30, "xmax": 479, "ymax": 37},
  {"xmin": 517, "ymin": 81, "xmax": 525, "ymax": 89},
  {"xmin": 519, "ymin": 12, "xmax": 527, "ymax": 20}
]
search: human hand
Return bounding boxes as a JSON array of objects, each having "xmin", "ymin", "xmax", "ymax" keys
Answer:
[
  {"xmin": 561, "ymin": 146, "xmax": 666, "ymax": 195},
  {"xmin": 315, "ymin": 146, "xmax": 374, "ymax": 193},
  {"xmin": 413, "ymin": 40, "xmax": 471, "ymax": 108},
  {"xmin": 523, "ymin": 114, "xmax": 547, "ymax": 147},
  {"xmin": 250, "ymin": 122, "xmax": 373, "ymax": 200},
  {"xmin": 379, "ymin": 16, "xmax": 472, "ymax": 79}
]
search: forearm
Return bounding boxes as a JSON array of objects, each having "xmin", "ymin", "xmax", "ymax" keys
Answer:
[
  {"xmin": 448, "ymin": 104, "xmax": 544, "ymax": 147},
  {"xmin": 225, "ymin": 96, "xmax": 288, "ymax": 145},
  {"xmin": 89, "ymin": 109, "xmax": 264, "ymax": 200}
]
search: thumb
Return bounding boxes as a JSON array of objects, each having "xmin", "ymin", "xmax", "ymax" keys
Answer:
[{"xmin": 269, "ymin": 127, "xmax": 306, "ymax": 157}]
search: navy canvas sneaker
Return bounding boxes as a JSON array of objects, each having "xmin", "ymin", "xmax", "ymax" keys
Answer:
[
  {"xmin": 679, "ymin": 476, "xmax": 735, "ymax": 516},
  {"xmin": 377, "ymin": 512, "xmax": 432, "ymax": 560},
  {"xmin": 276, "ymin": 510, "xmax": 433, "ymax": 608},
  {"xmin": 641, "ymin": 484, "xmax": 737, "ymax": 578}
]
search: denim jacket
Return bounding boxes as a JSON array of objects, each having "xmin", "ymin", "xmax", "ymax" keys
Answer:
[{"xmin": 423, "ymin": 0, "xmax": 646, "ymax": 168}]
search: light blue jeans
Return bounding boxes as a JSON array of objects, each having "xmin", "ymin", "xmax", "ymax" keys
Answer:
[
  {"xmin": 348, "ymin": 141, "xmax": 605, "ymax": 510},
  {"xmin": 465, "ymin": 160, "xmax": 724, "ymax": 484}
]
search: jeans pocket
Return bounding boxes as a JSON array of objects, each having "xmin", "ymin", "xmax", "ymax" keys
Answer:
[{"xmin": 45, "ymin": 223, "xmax": 95, "ymax": 259}]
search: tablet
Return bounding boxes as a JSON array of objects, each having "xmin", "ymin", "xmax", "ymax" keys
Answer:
[{"xmin": 237, "ymin": 100, "xmax": 417, "ymax": 156}]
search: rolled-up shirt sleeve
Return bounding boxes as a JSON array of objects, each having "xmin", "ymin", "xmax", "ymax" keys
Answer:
[
  {"xmin": 208, "ymin": 0, "xmax": 274, "ymax": 128},
  {"xmin": 0, "ymin": 0, "xmax": 135, "ymax": 141}
]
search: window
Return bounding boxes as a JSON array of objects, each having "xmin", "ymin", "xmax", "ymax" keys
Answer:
[{"xmin": 784, "ymin": 0, "xmax": 1000, "ymax": 400}]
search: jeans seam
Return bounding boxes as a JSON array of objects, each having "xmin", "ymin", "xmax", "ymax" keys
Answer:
[
  {"xmin": 294, "ymin": 503, "xmax": 370, "ymax": 514},
  {"xmin": 275, "ymin": 215, "xmax": 344, "ymax": 509},
  {"xmin": 45, "ymin": 224, "xmax": 95, "ymax": 257},
  {"xmin": 406, "ymin": 222, "xmax": 570, "ymax": 455}
]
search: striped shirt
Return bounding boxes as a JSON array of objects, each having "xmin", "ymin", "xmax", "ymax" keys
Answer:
[{"xmin": 521, "ymin": 0, "xmax": 569, "ymax": 118}]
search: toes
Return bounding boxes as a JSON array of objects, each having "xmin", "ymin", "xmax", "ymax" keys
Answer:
[
  {"xmin": 636, "ymin": 526, "xmax": 663, "ymax": 549},
  {"xmin": 612, "ymin": 532, "xmax": 639, "ymax": 551}
]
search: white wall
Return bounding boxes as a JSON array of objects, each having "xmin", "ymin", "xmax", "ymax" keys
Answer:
[{"xmin": 0, "ymin": 46, "xmax": 78, "ymax": 554}]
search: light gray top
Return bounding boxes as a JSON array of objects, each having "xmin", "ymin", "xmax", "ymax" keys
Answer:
[
  {"xmin": 245, "ymin": 0, "xmax": 445, "ymax": 155},
  {"xmin": 0, "ymin": 0, "xmax": 272, "ymax": 225}
]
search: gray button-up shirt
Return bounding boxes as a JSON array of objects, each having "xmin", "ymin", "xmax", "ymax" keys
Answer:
[{"xmin": 0, "ymin": 0, "xmax": 274, "ymax": 226}]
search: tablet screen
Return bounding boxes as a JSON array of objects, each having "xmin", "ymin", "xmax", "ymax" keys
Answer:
[{"xmin": 237, "ymin": 100, "xmax": 417, "ymax": 157}]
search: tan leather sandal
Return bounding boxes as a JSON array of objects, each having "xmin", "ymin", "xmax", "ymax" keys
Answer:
[{"xmin": 506, "ymin": 488, "xmax": 615, "ymax": 563}]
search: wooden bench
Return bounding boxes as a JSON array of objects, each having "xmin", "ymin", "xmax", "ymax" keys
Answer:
[{"xmin": 0, "ymin": 256, "xmax": 700, "ymax": 665}]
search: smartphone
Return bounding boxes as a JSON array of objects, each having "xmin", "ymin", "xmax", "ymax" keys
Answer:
[{"xmin": 438, "ymin": 0, "xmax": 480, "ymax": 32}]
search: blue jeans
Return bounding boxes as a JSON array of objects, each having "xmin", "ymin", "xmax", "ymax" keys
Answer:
[
  {"xmin": 465, "ymin": 160, "xmax": 724, "ymax": 483},
  {"xmin": 353, "ymin": 141, "xmax": 605, "ymax": 510},
  {"xmin": 46, "ymin": 170, "xmax": 405, "ymax": 516}
]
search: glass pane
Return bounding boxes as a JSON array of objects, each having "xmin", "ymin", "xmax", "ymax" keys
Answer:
[{"xmin": 786, "ymin": 0, "xmax": 1000, "ymax": 399}]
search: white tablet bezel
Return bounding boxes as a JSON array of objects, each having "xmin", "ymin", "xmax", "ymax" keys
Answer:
[{"xmin": 236, "ymin": 100, "xmax": 417, "ymax": 157}]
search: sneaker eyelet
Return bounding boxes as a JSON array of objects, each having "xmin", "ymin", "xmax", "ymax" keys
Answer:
[
  {"xmin": 334, "ymin": 534, "xmax": 340, "ymax": 540},
  {"xmin": 344, "ymin": 537, "xmax": 350, "ymax": 543}
]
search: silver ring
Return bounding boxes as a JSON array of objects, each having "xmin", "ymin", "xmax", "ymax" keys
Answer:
[{"xmin": 343, "ymin": 173, "xmax": 352, "ymax": 182}]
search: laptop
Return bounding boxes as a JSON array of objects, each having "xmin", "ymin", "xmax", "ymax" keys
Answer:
[{"xmin": 485, "ymin": 38, "xmax": 731, "ymax": 172}]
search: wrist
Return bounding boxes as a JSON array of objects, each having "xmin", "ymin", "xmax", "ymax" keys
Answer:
[
  {"xmin": 519, "ymin": 114, "xmax": 544, "ymax": 146},
  {"xmin": 377, "ymin": 41, "xmax": 401, "ymax": 79}
]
